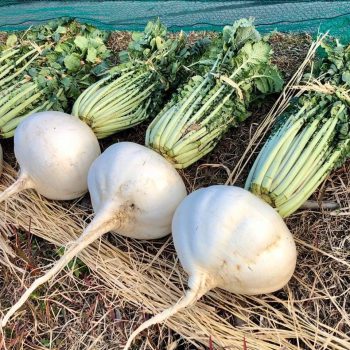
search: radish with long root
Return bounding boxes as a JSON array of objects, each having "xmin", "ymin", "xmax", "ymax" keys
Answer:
[
  {"xmin": 0, "ymin": 111, "xmax": 101, "ymax": 202},
  {"xmin": 123, "ymin": 185, "xmax": 297, "ymax": 349},
  {"xmin": 1, "ymin": 142, "xmax": 187, "ymax": 327}
]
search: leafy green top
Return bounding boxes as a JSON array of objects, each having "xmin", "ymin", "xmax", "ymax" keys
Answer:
[
  {"xmin": 0, "ymin": 18, "xmax": 112, "ymax": 102},
  {"xmin": 118, "ymin": 19, "xmax": 211, "ymax": 89}
]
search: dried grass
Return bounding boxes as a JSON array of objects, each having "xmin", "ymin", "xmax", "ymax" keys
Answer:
[
  {"xmin": 0, "ymin": 33, "xmax": 6, "ymax": 45},
  {"xmin": 0, "ymin": 159, "xmax": 349, "ymax": 349},
  {"xmin": 0, "ymin": 32, "xmax": 349, "ymax": 350}
]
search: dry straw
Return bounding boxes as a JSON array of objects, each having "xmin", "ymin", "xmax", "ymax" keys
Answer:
[{"xmin": 0, "ymin": 33, "xmax": 349, "ymax": 349}]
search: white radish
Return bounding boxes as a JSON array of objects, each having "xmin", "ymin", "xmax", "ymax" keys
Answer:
[
  {"xmin": 0, "ymin": 111, "xmax": 101, "ymax": 202},
  {"xmin": 124, "ymin": 185, "xmax": 297, "ymax": 349},
  {"xmin": 1, "ymin": 142, "xmax": 187, "ymax": 327}
]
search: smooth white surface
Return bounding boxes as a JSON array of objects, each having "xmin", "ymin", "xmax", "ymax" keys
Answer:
[
  {"xmin": 172, "ymin": 185, "xmax": 297, "ymax": 295},
  {"xmin": 14, "ymin": 111, "xmax": 101, "ymax": 200},
  {"xmin": 88, "ymin": 142, "xmax": 187, "ymax": 239}
]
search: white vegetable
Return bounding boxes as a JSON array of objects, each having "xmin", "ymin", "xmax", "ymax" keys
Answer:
[
  {"xmin": 1, "ymin": 142, "xmax": 187, "ymax": 327},
  {"xmin": 0, "ymin": 111, "xmax": 101, "ymax": 202},
  {"xmin": 0, "ymin": 143, "xmax": 3, "ymax": 176},
  {"xmin": 87, "ymin": 142, "xmax": 187, "ymax": 240},
  {"xmin": 124, "ymin": 185, "xmax": 297, "ymax": 349}
]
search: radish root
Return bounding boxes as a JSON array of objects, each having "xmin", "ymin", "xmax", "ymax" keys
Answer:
[
  {"xmin": 301, "ymin": 200, "xmax": 339, "ymax": 210},
  {"xmin": 0, "ymin": 173, "xmax": 33, "ymax": 203},
  {"xmin": 123, "ymin": 274, "xmax": 209, "ymax": 350},
  {"xmin": 1, "ymin": 214, "xmax": 116, "ymax": 328}
]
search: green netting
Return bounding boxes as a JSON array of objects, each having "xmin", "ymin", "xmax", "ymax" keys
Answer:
[{"xmin": 0, "ymin": 0, "xmax": 350, "ymax": 40}]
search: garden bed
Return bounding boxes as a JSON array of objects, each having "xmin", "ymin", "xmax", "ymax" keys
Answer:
[{"xmin": 1, "ymin": 31, "xmax": 349, "ymax": 350}]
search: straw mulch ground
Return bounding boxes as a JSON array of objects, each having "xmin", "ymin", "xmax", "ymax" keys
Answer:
[{"xmin": 1, "ymin": 32, "xmax": 349, "ymax": 350}]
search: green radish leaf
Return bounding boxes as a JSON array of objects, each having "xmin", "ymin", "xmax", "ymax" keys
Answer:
[
  {"xmin": 97, "ymin": 43, "xmax": 107, "ymax": 54},
  {"xmin": 28, "ymin": 68, "xmax": 38, "ymax": 77},
  {"xmin": 6, "ymin": 34, "xmax": 17, "ymax": 47},
  {"xmin": 52, "ymin": 32, "xmax": 60, "ymax": 42},
  {"xmin": 55, "ymin": 25, "xmax": 67, "ymax": 34},
  {"xmin": 131, "ymin": 32, "xmax": 143, "ymax": 41},
  {"xmin": 86, "ymin": 47, "xmax": 97, "ymax": 63},
  {"xmin": 55, "ymin": 42, "xmax": 70, "ymax": 53},
  {"xmin": 64, "ymin": 53, "xmax": 81, "ymax": 71},
  {"xmin": 61, "ymin": 76, "xmax": 72, "ymax": 90},
  {"xmin": 89, "ymin": 37, "xmax": 102, "ymax": 49},
  {"xmin": 342, "ymin": 71, "xmax": 350, "ymax": 83},
  {"xmin": 74, "ymin": 35, "xmax": 89, "ymax": 51},
  {"xmin": 155, "ymin": 36, "xmax": 163, "ymax": 49},
  {"xmin": 118, "ymin": 50, "xmax": 129, "ymax": 63}
]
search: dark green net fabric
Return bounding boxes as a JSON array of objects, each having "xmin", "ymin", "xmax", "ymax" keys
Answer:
[{"xmin": 0, "ymin": 1, "xmax": 350, "ymax": 40}]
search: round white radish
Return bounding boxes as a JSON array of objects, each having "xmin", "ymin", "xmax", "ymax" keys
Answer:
[
  {"xmin": 0, "ymin": 111, "xmax": 101, "ymax": 202},
  {"xmin": 88, "ymin": 142, "xmax": 187, "ymax": 240},
  {"xmin": 124, "ymin": 185, "xmax": 297, "ymax": 349},
  {"xmin": 1, "ymin": 142, "xmax": 187, "ymax": 327}
]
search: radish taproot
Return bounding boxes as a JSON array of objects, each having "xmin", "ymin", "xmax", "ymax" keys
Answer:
[
  {"xmin": 124, "ymin": 185, "xmax": 297, "ymax": 349},
  {"xmin": 1, "ymin": 142, "xmax": 187, "ymax": 327},
  {"xmin": 0, "ymin": 111, "xmax": 101, "ymax": 202}
]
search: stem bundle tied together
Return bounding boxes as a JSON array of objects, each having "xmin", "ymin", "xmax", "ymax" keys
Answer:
[
  {"xmin": 146, "ymin": 18, "xmax": 283, "ymax": 169},
  {"xmin": 246, "ymin": 37, "xmax": 350, "ymax": 217},
  {"xmin": 72, "ymin": 20, "xmax": 209, "ymax": 139}
]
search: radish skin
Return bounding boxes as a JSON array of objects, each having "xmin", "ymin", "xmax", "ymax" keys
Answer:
[
  {"xmin": 0, "ymin": 111, "xmax": 101, "ymax": 202},
  {"xmin": 1, "ymin": 142, "xmax": 187, "ymax": 327},
  {"xmin": 124, "ymin": 185, "xmax": 297, "ymax": 349}
]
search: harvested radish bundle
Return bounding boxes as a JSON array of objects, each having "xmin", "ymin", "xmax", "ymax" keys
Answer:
[
  {"xmin": 123, "ymin": 185, "xmax": 297, "ymax": 349},
  {"xmin": 0, "ymin": 111, "xmax": 101, "ymax": 202},
  {"xmin": 72, "ymin": 19, "xmax": 207, "ymax": 139},
  {"xmin": 1, "ymin": 142, "xmax": 187, "ymax": 327},
  {"xmin": 146, "ymin": 18, "xmax": 283, "ymax": 169},
  {"xmin": 0, "ymin": 19, "xmax": 110, "ymax": 138},
  {"xmin": 245, "ymin": 38, "xmax": 350, "ymax": 217}
]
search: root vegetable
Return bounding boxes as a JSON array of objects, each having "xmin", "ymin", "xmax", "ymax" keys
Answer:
[
  {"xmin": 0, "ymin": 111, "xmax": 101, "ymax": 202},
  {"xmin": 124, "ymin": 185, "xmax": 297, "ymax": 349},
  {"xmin": 1, "ymin": 142, "xmax": 187, "ymax": 327}
]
